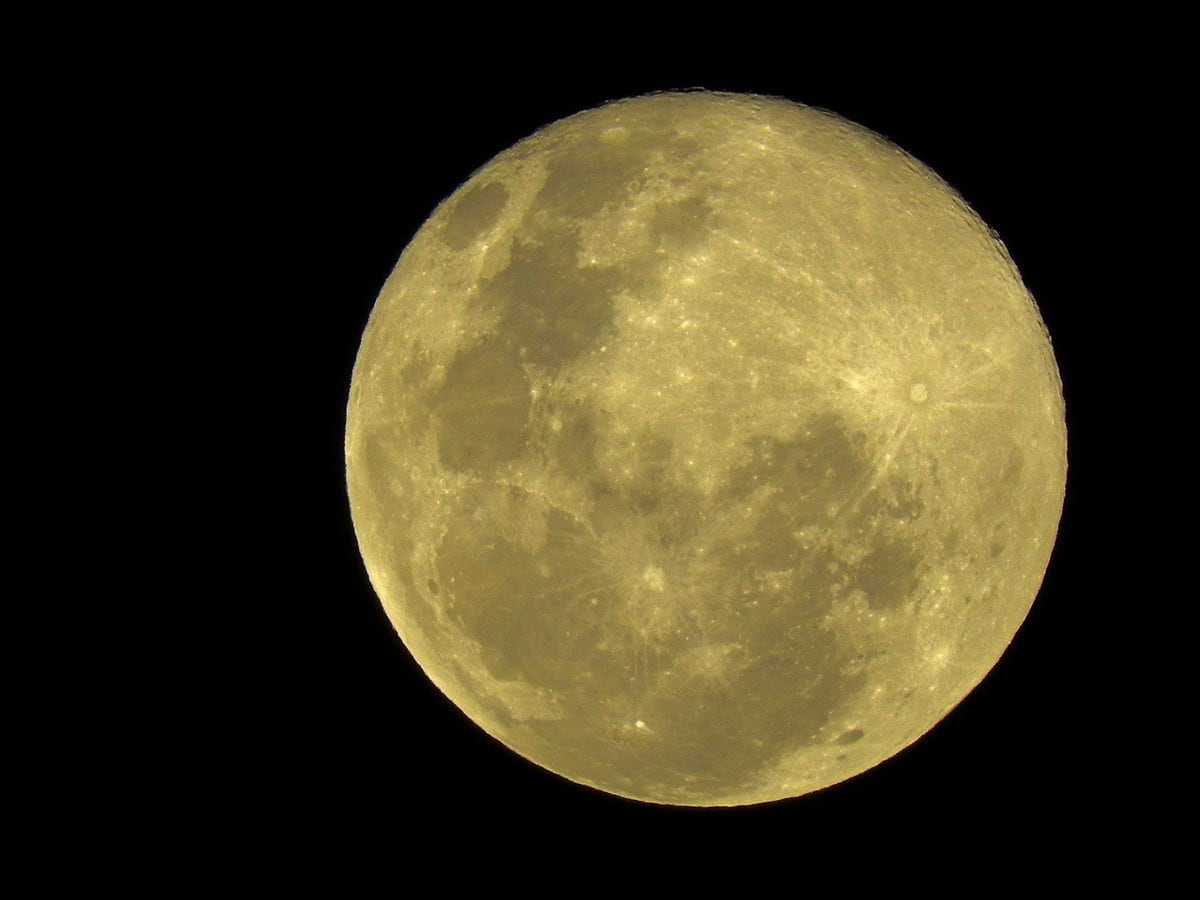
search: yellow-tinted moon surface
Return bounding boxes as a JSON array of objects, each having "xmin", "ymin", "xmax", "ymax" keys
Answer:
[{"xmin": 345, "ymin": 92, "xmax": 1066, "ymax": 806}]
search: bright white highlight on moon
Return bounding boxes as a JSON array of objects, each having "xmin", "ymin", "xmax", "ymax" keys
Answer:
[{"xmin": 345, "ymin": 91, "xmax": 1067, "ymax": 806}]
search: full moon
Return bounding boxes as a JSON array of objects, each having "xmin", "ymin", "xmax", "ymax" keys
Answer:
[{"xmin": 345, "ymin": 91, "xmax": 1066, "ymax": 806}]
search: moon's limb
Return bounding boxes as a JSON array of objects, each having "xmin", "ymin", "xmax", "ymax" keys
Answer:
[{"xmin": 345, "ymin": 92, "xmax": 1066, "ymax": 806}]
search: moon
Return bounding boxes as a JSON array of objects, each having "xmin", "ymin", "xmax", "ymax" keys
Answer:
[{"xmin": 344, "ymin": 91, "xmax": 1066, "ymax": 806}]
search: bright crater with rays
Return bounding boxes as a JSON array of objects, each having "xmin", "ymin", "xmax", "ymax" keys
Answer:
[{"xmin": 345, "ymin": 92, "xmax": 1066, "ymax": 806}]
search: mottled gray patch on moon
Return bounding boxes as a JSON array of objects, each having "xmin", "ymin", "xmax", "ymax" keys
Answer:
[
  {"xmin": 484, "ymin": 233, "xmax": 622, "ymax": 374},
  {"xmin": 855, "ymin": 540, "xmax": 924, "ymax": 611},
  {"xmin": 838, "ymin": 727, "xmax": 866, "ymax": 745},
  {"xmin": 652, "ymin": 195, "xmax": 714, "ymax": 255},
  {"xmin": 441, "ymin": 182, "xmax": 509, "ymax": 250}
]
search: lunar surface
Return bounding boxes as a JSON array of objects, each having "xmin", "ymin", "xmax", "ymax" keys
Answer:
[{"xmin": 345, "ymin": 92, "xmax": 1066, "ymax": 806}]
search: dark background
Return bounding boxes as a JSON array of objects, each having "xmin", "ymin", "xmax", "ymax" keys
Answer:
[{"xmin": 235, "ymin": 53, "xmax": 1122, "ymax": 855}]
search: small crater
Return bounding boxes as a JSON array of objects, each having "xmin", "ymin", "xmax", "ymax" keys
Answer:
[
  {"xmin": 837, "ymin": 727, "xmax": 865, "ymax": 745},
  {"xmin": 909, "ymin": 382, "xmax": 928, "ymax": 404},
  {"xmin": 427, "ymin": 579, "xmax": 440, "ymax": 595}
]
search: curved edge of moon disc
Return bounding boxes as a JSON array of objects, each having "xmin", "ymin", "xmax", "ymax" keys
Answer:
[{"xmin": 345, "ymin": 90, "xmax": 1067, "ymax": 807}]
